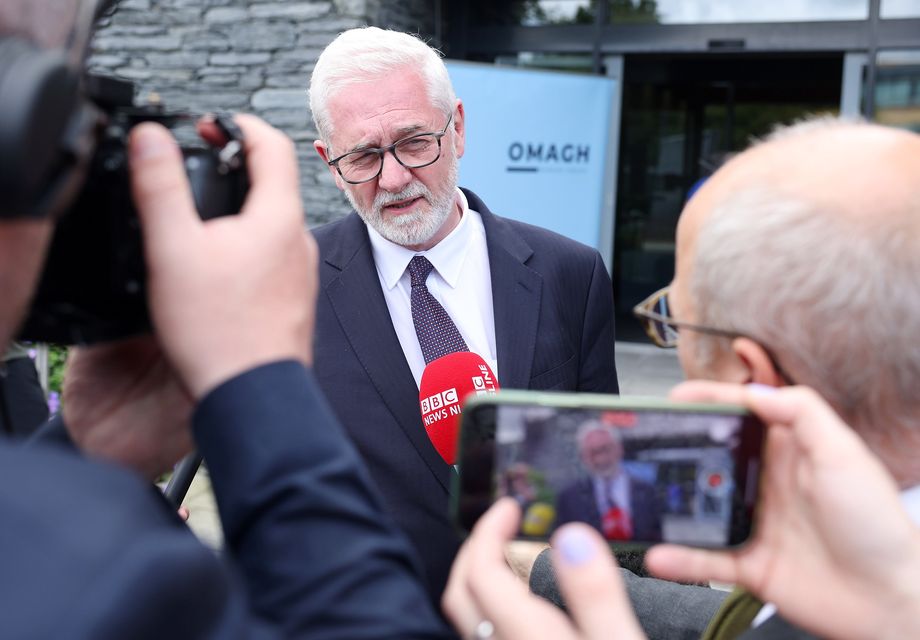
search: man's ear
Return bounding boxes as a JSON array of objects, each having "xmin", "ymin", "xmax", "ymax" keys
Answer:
[
  {"xmin": 452, "ymin": 99, "xmax": 465, "ymax": 159},
  {"xmin": 313, "ymin": 140, "xmax": 345, "ymax": 191},
  {"xmin": 731, "ymin": 337, "xmax": 786, "ymax": 387}
]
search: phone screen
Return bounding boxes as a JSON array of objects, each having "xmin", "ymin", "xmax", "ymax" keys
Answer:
[{"xmin": 454, "ymin": 395, "xmax": 765, "ymax": 548}]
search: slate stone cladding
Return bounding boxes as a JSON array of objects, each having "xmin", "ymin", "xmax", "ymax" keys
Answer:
[{"xmin": 90, "ymin": 0, "xmax": 440, "ymax": 226}]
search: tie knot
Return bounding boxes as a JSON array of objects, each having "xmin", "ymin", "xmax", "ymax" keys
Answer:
[{"xmin": 408, "ymin": 255, "xmax": 435, "ymax": 287}]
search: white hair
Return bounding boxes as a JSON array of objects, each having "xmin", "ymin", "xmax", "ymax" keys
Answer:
[
  {"xmin": 308, "ymin": 27, "xmax": 456, "ymax": 147},
  {"xmin": 689, "ymin": 121, "xmax": 920, "ymax": 452},
  {"xmin": 575, "ymin": 421, "xmax": 622, "ymax": 448}
]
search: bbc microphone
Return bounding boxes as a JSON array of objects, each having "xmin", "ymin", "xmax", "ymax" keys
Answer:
[{"xmin": 418, "ymin": 351, "xmax": 499, "ymax": 465}]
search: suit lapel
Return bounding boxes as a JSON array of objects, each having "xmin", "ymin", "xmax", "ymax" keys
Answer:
[
  {"xmin": 464, "ymin": 189, "xmax": 543, "ymax": 390},
  {"xmin": 323, "ymin": 215, "xmax": 453, "ymax": 492}
]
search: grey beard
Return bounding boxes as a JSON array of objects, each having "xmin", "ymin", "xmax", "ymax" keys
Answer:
[{"xmin": 346, "ymin": 157, "xmax": 459, "ymax": 248}]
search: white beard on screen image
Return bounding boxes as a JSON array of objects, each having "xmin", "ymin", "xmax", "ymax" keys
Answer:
[{"xmin": 346, "ymin": 156, "xmax": 459, "ymax": 248}]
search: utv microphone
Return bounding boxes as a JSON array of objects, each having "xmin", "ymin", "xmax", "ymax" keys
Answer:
[{"xmin": 419, "ymin": 352, "xmax": 499, "ymax": 465}]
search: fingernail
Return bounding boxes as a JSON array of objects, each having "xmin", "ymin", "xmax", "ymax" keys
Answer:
[
  {"xmin": 131, "ymin": 126, "xmax": 174, "ymax": 161},
  {"xmin": 747, "ymin": 383, "xmax": 777, "ymax": 396},
  {"xmin": 556, "ymin": 528, "xmax": 597, "ymax": 566}
]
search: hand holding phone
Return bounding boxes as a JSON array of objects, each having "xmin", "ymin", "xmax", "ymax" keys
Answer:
[{"xmin": 647, "ymin": 382, "xmax": 920, "ymax": 640}]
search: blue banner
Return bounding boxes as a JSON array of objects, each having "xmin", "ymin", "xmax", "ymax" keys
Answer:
[{"xmin": 446, "ymin": 61, "xmax": 616, "ymax": 253}]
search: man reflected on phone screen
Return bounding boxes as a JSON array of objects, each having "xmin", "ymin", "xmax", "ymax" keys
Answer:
[{"xmin": 556, "ymin": 422, "xmax": 663, "ymax": 543}]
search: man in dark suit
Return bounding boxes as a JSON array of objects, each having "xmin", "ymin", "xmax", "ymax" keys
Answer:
[
  {"xmin": 308, "ymin": 27, "xmax": 619, "ymax": 602},
  {"xmin": 0, "ymin": 342, "xmax": 49, "ymax": 438},
  {"xmin": 556, "ymin": 422, "xmax": 662, "ymax": 542},
  {"xmin": 0, "ymin": 4, "xmax": 450, "ymax": 636}
]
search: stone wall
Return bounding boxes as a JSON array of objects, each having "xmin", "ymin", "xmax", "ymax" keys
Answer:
[{"xmin": 89, "ymin": 0, "xmax": 440, "ymax": 226}]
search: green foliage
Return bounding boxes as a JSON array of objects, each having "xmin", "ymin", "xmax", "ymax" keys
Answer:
[
  {"xmin": 526, "ymin": 467, "xmax": 556, "ymax": 504},
  {"xmin": 482, "ymin": 1, "xmax": 659, "ymax": 27},
  {"xmin": 610, "ymin": 0, "xmax": 659, "ymax": 23},
  {"xmin": 574, "ymin": 0, "xmax": 662, "ymax": 24},
  {"xmin": 47, "ymin": 344, "xmax": 68, "ymax": 396}
]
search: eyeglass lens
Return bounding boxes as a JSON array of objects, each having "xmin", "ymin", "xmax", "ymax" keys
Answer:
[
  {"xmin": 339, "ymin": 135, "xmax": 441, "ymax": 183},
  {"xmin": 648, "ymin": 291, "xmax": 679, "ymax": 346}
]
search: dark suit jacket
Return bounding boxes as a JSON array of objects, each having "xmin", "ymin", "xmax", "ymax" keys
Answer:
[
  {"xmin": 3, "ymin": 362, "xmax": 449, "ymax": 639},
  {"xmin": 555, "ymin": 474, "xmax": 663, "ymax": 542},
  {"xmin": 312, "ymin": 187, "xmax": 619, "ymax": 601},
  {"xmin": 0, "ymin": 355, "xmax": 49, "ymax": 438}
]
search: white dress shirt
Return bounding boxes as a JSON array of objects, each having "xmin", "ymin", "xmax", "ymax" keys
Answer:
[
  {"xmin": 592, "ymin": 471, "xmax": 632, "ymax": 518},
  {"xmin": 366, "ymin": 188, "xmax": 497, "ymax": 388}
]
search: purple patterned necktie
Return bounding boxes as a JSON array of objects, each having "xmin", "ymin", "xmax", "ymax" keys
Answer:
[{"xmin": 408, "ymin": 256, "xmax": 469, "ymax": 364}]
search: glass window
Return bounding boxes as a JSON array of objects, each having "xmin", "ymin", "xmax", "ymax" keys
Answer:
[
  {"xmin": 470, "ymin": 0, "xmax": 877, "ymax": 26},
  {"xmin": 608, "ymin": 0, "xmax": 868, "ymax": 24},
  {"xmin": 528, "ymin": 0, "xmax": 596, "ymax": 24},
  {"xmin": 613, "ymin": 56, "xmax": 842, "ymax": 341},
  {"xmin": 495, "ymin": 52, "xmax": 595, "ymax": 73},
  {"xmin": 470, "ymin": 1, "xmax": 596, "ymax": 26},
  {"xmin": 874, "ymin": 50, "xmax": 920, "ymax": 132},
  {"xmin": 881, "ymin": 0, "xmax": 920, "ymax": 18}
]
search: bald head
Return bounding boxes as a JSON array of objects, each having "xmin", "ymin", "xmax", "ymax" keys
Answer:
[
  {"xmin": 680, "ymin": 121, "xmax": 920, "ymax": 271},
  {"xmin": 703, "ymin": 120, "xmax": 918, "ymax": 221},
  {"xmin": 671, "ymin": 119, "xmax": 920, "ymax": 484}
]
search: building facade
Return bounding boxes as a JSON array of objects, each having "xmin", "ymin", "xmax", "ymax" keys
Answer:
[
  {"xmin": 445, "ymin": 0, "xmax": 920, "ymax": 339},
  {"xmin": 90, "ymin": 0, "xmax": 441, "ymax": 225},
  {"xmin": 92, "ymin": 0, "xmax": 920, "ymax": 340}
]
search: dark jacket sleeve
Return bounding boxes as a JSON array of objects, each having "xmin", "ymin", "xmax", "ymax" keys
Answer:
[
  {"xmin": 529, "ymin": 547, "xmax": 727, "ymax": 640},
  {"xmin": 578, "ymin": 252, "xmax": 619, "ymax": 393},
  {"xmin": 1, "ymin": 432, "xmax": 272, "ymax": 639},
  {"xmin": 6, "ymin": 361, "xmax": 450, "ymax": 639},
  {"xmin": 193, "ymin": 360, "xmax": 452, "ymax": 639},
  {"xmin": 25, "ymin": 412, "xmax": 73, "ymax": 449}
]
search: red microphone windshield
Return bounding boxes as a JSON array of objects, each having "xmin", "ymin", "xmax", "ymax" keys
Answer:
[{"xmin": 419, "ymin": 352, "xmax": 499, "ymax": 464}]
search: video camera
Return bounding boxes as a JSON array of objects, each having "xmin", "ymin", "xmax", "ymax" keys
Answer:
[{"xmin": 0, "ymin": 0, "xmax": 248, "ymax": 345}]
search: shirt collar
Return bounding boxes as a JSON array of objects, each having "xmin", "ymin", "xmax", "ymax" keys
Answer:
[{"xmin": 366, "ymin": 188, "xmax": 473, "ymax": 290}]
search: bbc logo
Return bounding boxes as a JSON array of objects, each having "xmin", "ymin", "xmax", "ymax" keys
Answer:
[{"xmin": 421, "ymin": 387, "xmax": 459, "ymax": 414}]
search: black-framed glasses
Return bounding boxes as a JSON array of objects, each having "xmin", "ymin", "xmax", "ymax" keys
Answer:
[
  {"xmin": 327, "ymin": 113, "xmax": 453, "ymax": 185},
  {"xmin": 632, "ymin": 286, "xmax": 796, "ymax": 384}
]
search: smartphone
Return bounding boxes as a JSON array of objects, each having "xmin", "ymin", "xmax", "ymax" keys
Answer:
[{"xmin": 453, "ymin": 390, "xmax": 766, "ymax": 548}]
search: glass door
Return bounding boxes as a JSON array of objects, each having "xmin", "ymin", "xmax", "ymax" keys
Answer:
[{"xmin": 613, "ymin": 54, "xmax": 843, "ymax": 341}]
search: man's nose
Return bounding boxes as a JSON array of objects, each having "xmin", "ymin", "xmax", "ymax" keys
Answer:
[{"xmin": 377, "ymin": 150, "xmax": 413, "ymax": 193}]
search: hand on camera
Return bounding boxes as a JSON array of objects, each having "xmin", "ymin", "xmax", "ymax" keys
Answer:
[
  {"xmin": 444, "ymin": 497, "xmax": 646, "ymax": 640},
  {"xmin": 62, "ymin": 336, "xmax": 193, "ymax": 480},
  {"xmin": 128, "ymin": 115, "xmax": 318, "ymax": 399}
]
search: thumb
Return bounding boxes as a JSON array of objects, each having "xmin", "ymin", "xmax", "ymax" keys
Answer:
[
  {"xmin": 551, "ymin": 524, "xmax": 646, "ymax": 640},
  {"xmin": 128, "ymin": 123, "xmax": 199, "ymax": 262},
  {"xmin": 645, "ymin": 543, "xmax": 740, "ymax": 585}
]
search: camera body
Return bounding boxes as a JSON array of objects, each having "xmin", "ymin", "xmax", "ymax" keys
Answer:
[{"xmin": 17, "ymin": 75, "xmax": 248, "ymax": 344}]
